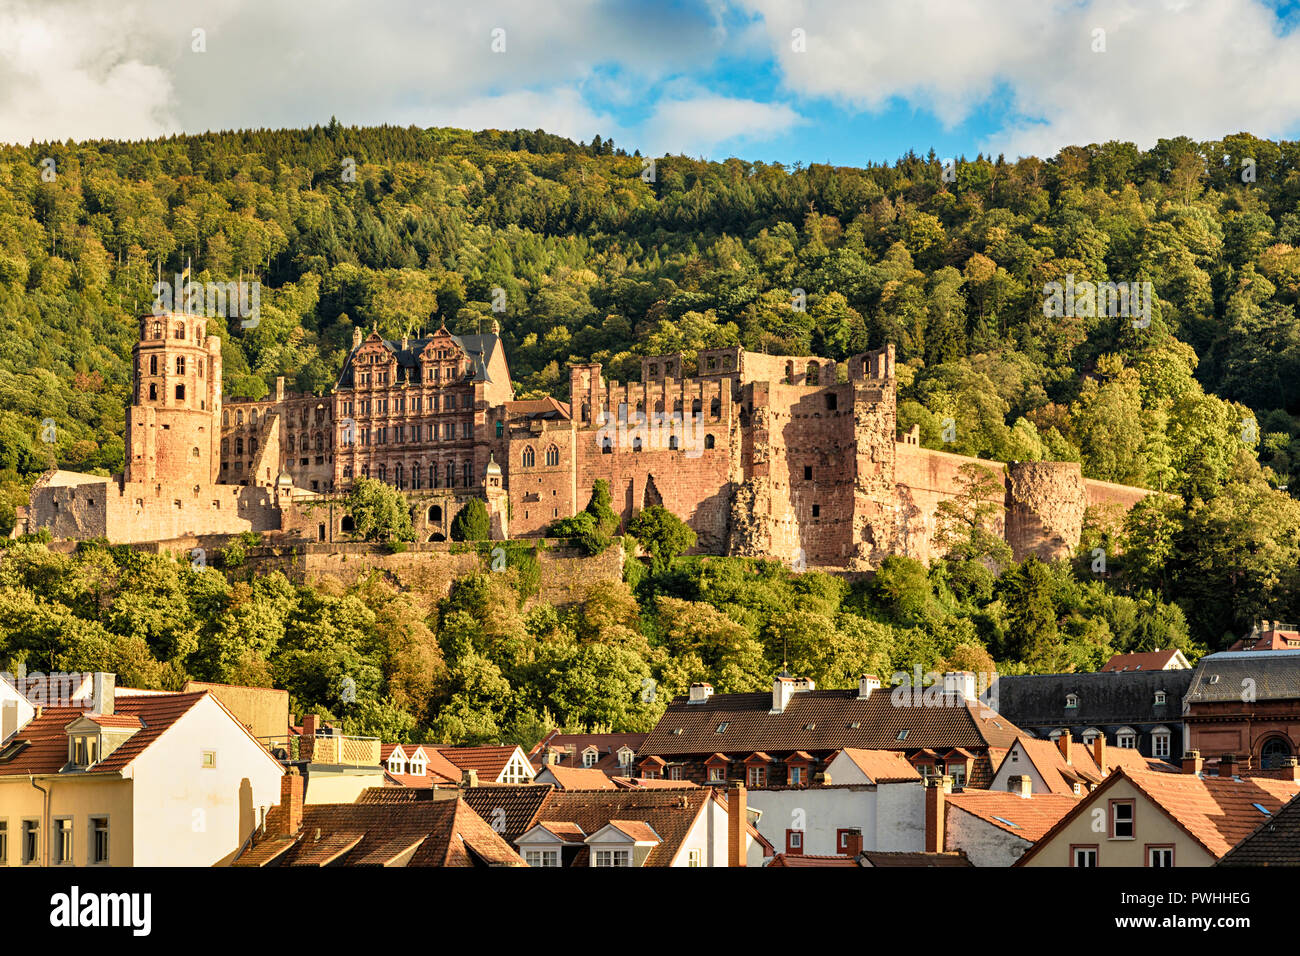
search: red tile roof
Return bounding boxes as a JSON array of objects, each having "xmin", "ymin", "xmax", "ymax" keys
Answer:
[
  {"xmin": 0, "ymin": 692, "xmax": 208, "ymax": 776},
  {"xmin": 535, "ymin": 765, "xmax": 618, "ymax": 790},
  {"xmin": 520, "ymin": 789, "xmax": 715, "ymax": 866},
  {"xmin": 1101, "ymin": 650, "xmax": 1187, "ymax": 672},
  {"xmin": 235, "ymin": 797, "xmax": 524, "ymax": 867},
  {"xmin": 609, "ymin": 776, "xmax": 698, "ymax": 789},
  {"xmin": 432, "ymin": 745, "xmax": 530, "ymax": 781},
  {"xmin": 945, "ymin": 792, "xmax": 1078, "ymax": 841},
  {"xmin": 837, "ymin": 747, "xmax": 923, "ymax": 783}
]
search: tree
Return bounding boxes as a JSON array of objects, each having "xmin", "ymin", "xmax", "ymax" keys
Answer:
[
  {"xmin": 450, "ymin": 498, "xmax": 490, "ymax": 542},
  {"xmin": 344, "ymin": 477, "xmax": 414, "ymax": 542},
  {"xmin": 628, "ymin": 505, "xmax": 696, "ymax": 575}
]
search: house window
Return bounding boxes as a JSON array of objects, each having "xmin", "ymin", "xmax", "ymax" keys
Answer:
[
  {"xmin": 201, "ymin": 750, "xmax": 216, "ymax": 768},
  {"xmin": 524, "ymin": 848, "xmax": 560, "ymax": 867},
  {"xmin": 747, "ymin": 766, "xmax": 766, "ymax": 787},
  {"xmin": 90, "ymin": 817, "xmax": 109, "ymax": 865},
  {"xmin": 409, "ymin": 756, "xmax": 426, "ymax": 776},
  {"xmin": 21, "ymin": 821, "xmax": 38, "ymax": 865},
  {"xmin": 1110, "ymin": 800, "xmax": 1135, "ymax": 839},
  {"xmin": 1072, "ymin": 845, "xmax": 1098, "ymax": 867},
  {"xmin": 1081, "ymin": 729, "xmax": 1100, "ymax": 746},
  {"xmin": 1147, "ymin": 845, "xmax": 1174, "ymax": 867},
  {"xmin": 0, "ymin": 820, "xmax": 6, "ymax": 865},
  {"xmin": 1117, "ymin": 728, "xmax": 1137, "ymax": 749},
  {"xmin": 594, "ymin": 849, "xmax": 631, "ymax": 867},
  {"xmin": 388, "ymin": 756, "xmax": 404, "ymax": 775},
  {"xmin": 582, "ymin": 749, "xmax": 598, "ymax": 768},
  {"xmin": 54, "ymin": 818, "xmax": 72, "ymax": 865},
  {"xmin": 1154, "ymin": 691, "xmax": 1167, "ymax": 705},
  {"xmin": 786, "ymin": 830, "xmax": 804, "ymax": 855},
  {"xmin": 708, "ymin": 767, "xmax": 726, "ymax": 783},
  {"xmin": 688, "ymin": 849, "xmax": 701, "ymax": 867},
  {"xmin": 1151, "ymin": 729, "xmax": 1171, "ymax": 759},
  {"xmin": 1065, "ymin": 694, "xmax": 1078, "ymax": 708},
  {"xmin": 948, "ymin": 763, "xmax": 967, "ymax": 788},
  {"xmin": 837, "ymin": 829, "xmax": 857, "ymax": 853},
  {"xmin": 789, "ymin": 766, "xmax": 805, "ymax": 786}
]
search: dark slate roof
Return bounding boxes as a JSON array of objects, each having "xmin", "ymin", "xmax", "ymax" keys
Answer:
[
  {"xmin": 1186, "ymin": 651, "xmax": 1300, "ymax": 704},
  {"xmin": 1218, "ymin": 790, "xmax": 1300, "ymax": 866},
  {"xmin": 637, "ymin": 689, "xmax": 1021, "ymax": 758},
  {"xmin": 337, "ymin": 332, "xmax": 500, "ymax": 388},
  {"xmin": 993, "ymin": 670, "xmax": 1193, "ymax": 727},
  {"xmin": 461, "ymin": 784, "xmax": 555, "ymax": 845}
]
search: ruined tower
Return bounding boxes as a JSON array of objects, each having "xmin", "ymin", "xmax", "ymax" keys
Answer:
[{"xmin": 125, "ymin": 312, "xmax": 223, "ymax": 486}]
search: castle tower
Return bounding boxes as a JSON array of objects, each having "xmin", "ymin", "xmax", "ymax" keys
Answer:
[
  {"xmin": 125, "ymin": 312, "xmax": 222, "ymax": 486},
  {"xmin": 483, "ymin": 453, "xmax": 509, "ymax": 540}
]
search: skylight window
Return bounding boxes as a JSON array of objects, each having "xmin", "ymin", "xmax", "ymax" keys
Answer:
[
  {"xmin": 896, "ymin": 730, "xmax": 909, "ymax": 740},
  {"xmin": 991, "ymin": 816, "xmax": 1020, "ymax": 829},
  {"xmin": 1253, "ymin": 804, "xmax": 1272, "ymax": 815},
  {"xmin": 716, "ymin": 723, "xmax": 729, "ymax": 733},
  {"xmin": 848, "ymin": 722, "xmax": 861, "ymax": 729},
  {"xmin": 672, "ymin": 728, "xmax": 683, "ymax": 735},
  {"xmin": 803, "ymin": 723, "xmax": 816, "ymax": 731}
]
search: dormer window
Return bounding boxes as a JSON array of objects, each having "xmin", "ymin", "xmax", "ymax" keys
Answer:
[
  {"xmin": 1154, "ymin": 691, "xmax": 1167, "ymax": 705},
  {"xmin": 69, "ymin": 735, "xmax": 99, "ymax": 769},
  {"xmin": 582, "ymin": 747, "xmax": 598, "ymax": 768},
  {"xmin": 409, "ymin": 754, "xmax": 426, "ymax": 776},
  {"xmin": 1065, "ymin": 694, "xmax": 1079, "ymax": 709},
  {"xmin": 388, "ymin": 755, "xmax": 404, "ymax": 775}
]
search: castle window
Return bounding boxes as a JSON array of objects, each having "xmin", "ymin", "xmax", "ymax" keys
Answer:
[
  {"xmin": 710, "ymin": 397, "xmax": 721, "ymax": 417},
  {"xmin": 655, "ymin": 400, "xmax": 664, "ymax": 413},
  {"xmin": 250, "ymin": 409, "xmax": 257, "ymax": 425},
  {"xmin": 428, "ymin": 505, "xmax": 442, "ymax": 522},
  {"xmin": 826, "ymin": 394, "xmax": 838, "ymax": 411},
  {"xmin": 669, "ymin": 436, "xmax": 679, "ymax": 450},
  {"xmin": 545, "ymin": 445, "xmax": 559, "ymax": 467},
  {"xmin": 287, "ymin": 436, "xmax": 295, "ymax": 452},
  {"xmin": 395, "ymin": 464, "xmax": 403, "ymax": 488},
  {"xmin": 175, "ymin": 384, "xmax": 185, "ymax": 400},
  {"xmin": 150, "ymin": 355, "xmax": 158, "ymax": 375},
  {"xmin": 602, "ymin": 438, "xmax": 613, "ymax": 454},
  {"xmin": 315, "ymin": 434, "xmax": 323, "ymax": 452},
  {"xmin": 807, "ymin": 364, "xmax": 820, "ymax": 386},
  {"xmin": 632, "ymin": 438, "xmax": 643, "ymax": 452},
  {"xmin": 523, "ymin": 446, "xmax": 535, "ymax": 468},
  {"xmin": 463, "ymin": 462, "xmax": 473, "ymax": 485},
  {"xmin": 704, "ymin": 434, "xmax": 715, "ymax": 449},
  {"xmin": 785, "ymin": 361, "xmax": 794, "ymax": 384},
  {"xmin": 149, "ymin": 383, "xmax": 157, "ymax": 401},
  {"xmin": 812, "ymin": 504, "xmax": 821, "ymax": 517},
  {"xmin": 665, "ymin": 362, "xmax": 674, "ymax": 375},
  {"xmin": 174, "ymin": 322, "xmax": 185, "ymax": 340},
  {"xmin": 222, "ymin": 411, "xmax": 228, "ymax": 426},
  {"xmin": 428, "ymin": 465, "xmax": 436, "ymax": 487},
  {"xmin": 673, "ymin": 399, "xmax": 682, "ymax": 413},
  {"xmin": 581, "ymin": 403, "xmax": 590, "ymax": 423},
  {"xmin": 496, "ymin": 420, "xmax": 504, "ymax": 438},
  {"xmin": 707, "ymin": 357, "xmax": 716, "ymax": 370},
  {"xmin": 692, "ymin": 398, "xmax": 702, "ymax": 414},
  {"xmin": 221, "ymin": 439, "xmax": 228, "ymax": 454},
  {"xmin": 235, "ymin": 438, "xmax": 244, "ymax": 454},
  {"xmin": 343, "ymin": 465, "xmax": 352, "ymax": 479},
  {"xmin": 377, "ymin": 465, "xmax": 386, "ymax": 482},
  {"xmin": 237, "ymin": 411, "xmax": 244, "ymax": 425},
  {"xmin": 649, "ymin": 364, "xmax": 658, "ymax": 376},
  {"xmin": 152, "ymin": 321, "xmax": 162, "ymax": 338},
  {"xmin": 192, "ymin": 447, "xmax": 200, "ymax": 458},
  {"xmin": 176, "ymin": 357, "xmax": 186, "ymax": 375},
  {"xmin": 445, "ymin": 462, "xmax": 454, "ymax": 487},
  {"xmin": 249, "ymin": 438, "xmax": 257, "ymax": 454},
  {"xmin": 805, "ymin": 466, "xmax": 813, "ymax": 480}
]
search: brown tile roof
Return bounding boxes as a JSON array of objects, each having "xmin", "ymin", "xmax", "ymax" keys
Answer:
[
  {"xmin": 1007, "ymin": 735, "xmax": 1097, "ymax": 794},
  {"xmin": 379, "ymin": 744, "xmax": 461, "ymax": 786},
  {"xmin": 355, "ymin": 787, "xmax": 436, "ymax": 805},
  {"xmin": 945, "ymin": 792, "xmax": 1078, "ymax": 841},
  {"xmin": 524, "ymin": 789, "xmax": 713, "ymax": 867},
  {"xmin": 529, "ymin": 731, "xmax": 645, "ymax": 775},
  {"xmin": 861, "ymin": 850, "xmax": 973, "ymax": 867},
  {"xmin": 460, "ymin": 784, "xmax": 555, "ymax": 845},
  {"xmin": 534, "ymin": 821, "xmax": 587, "ymax": 843},
  {"xmin": 838, "ymin": 747, "xmax": 923, "ymax": 783},
  {"xmin": 234, "ymin": 797, "xmax": 525, "ymax": 867},
  {"xmin": 639, "ymin": 689, "xmax": 1021, "ymax": 758},
  {"xmin": 432, "ymin": 745, "xmax": 530, "ymax": 781},
  {"xmin": 1218, "ymin": 791, "xmax": 1300, "ymax": 866},
  {"xmin": 0, "ymin": 691, "xmax": 208, "ymax": 777},
  {"xmin": 768, "ymin": 853, "xmax": 860, "ymax": 867},
  {"xmin": 606, "ymin": 819, "xmax": 662, "ymax": 842},
  {"xmin": 609, "ymin": 776, "xmax": 698, "ymax": 789}
]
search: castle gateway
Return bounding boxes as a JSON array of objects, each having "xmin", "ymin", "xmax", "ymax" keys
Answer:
[{"xmin": 21, "ymin": 316, "xmax": 1147, "ymax": 566}]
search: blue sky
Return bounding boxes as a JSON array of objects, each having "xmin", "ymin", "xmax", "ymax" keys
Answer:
[{"xmin": 5, "ymin": 0, "xmax": 1300, "ymax": 165}]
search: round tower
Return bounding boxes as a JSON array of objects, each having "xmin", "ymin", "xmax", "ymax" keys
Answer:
[
  {"xmin": 1004, "ymin": 461, "xmax": 1087, "ymax": 562},
  {"xmin": 125, "ymin": 312, "xmax": 223, "ymax": 486}
]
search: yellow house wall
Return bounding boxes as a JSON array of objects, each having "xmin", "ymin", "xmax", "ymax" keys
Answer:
[{"xmin": 0, "ymin": 776, "xmax": 135, "ymax": 867}]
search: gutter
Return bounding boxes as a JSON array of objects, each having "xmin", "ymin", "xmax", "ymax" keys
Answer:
[{"xmin": 28, "ymin": 775, "xmax": 49, "ymax": 867}]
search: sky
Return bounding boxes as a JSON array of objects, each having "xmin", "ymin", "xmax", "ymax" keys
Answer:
[{"xmin": 4, "ymin": 0, "xmax": 1300, "ymax": 165}]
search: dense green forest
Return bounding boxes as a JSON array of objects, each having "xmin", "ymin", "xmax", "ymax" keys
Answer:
[{"xmin": 1, "ymin": 123, "xmax": 1299, "ymax": 740}]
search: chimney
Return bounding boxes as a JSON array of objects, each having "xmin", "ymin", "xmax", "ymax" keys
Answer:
[
  {"xmin": 89, "ymin": 673, "xmax": 114, "ymax": 717},
  {"xmin": 771, "ymin": 675, "xmax": 814, "ymax": 714},
  {"xmin": 275, "ymin": 376, "xmax": 285, "ymax": 402},
  {"xmin": 1219, "ymin": 753, "xmax": 1237, "ymax": 779},
  {"xmin": 274, "ymin": 770, "xmax": 304, "ymax": 837},
  {"xmin": 925, "ymin": 775, "xmax": 949, "ymax": 852},
  {"xmin": 1007, "ymin": 774, "xmax": 1032, "ymax": 798},
  {"xmin": 1092, "ymin": 734, "xmax": 1106, "ymax": 775},
  {"xmin": 1181, "ymin": 750, "xmax": 1203, "ymax": 775},
  {"xmin": 843, "ymin": 827, "xmax": 863, "ymax": 857},
  {"xmin": 1057, "ymin": 730, "xmax": 1073, "ymax": 766},
  {"xmin": 688, "ymin": 682, "xmax": 714, "ymax": 704},
  {"xmin": 727, "ymin": 783, "xmax": 747, "ymax": 867},
  {"xmin": 302, "ymin": 714, "xmax": 318, "ymax": 738},
  {"xmin": 858, "ymin": 674, "xmax": 881, "ymax": 700},
  {"xmin": 462, "ymin": 769, "xmax": 479, "ymax": 788},
  {"xmin": 942, "ymin": 671, "xmax": 976, "ymax": 702}
]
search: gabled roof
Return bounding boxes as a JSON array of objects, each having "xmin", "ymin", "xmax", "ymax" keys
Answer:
[
  {"xmin": 1004, "ymin": 735, "xmax": 1097, "ymax": 794},
  {"xmin": 235, "ymin": 797, "xmax": 524, "ymax": 867},
  {"xmin": 432, "ymin": 745, "xmax": 531, "ymax": 781},
  {"xmin": 1218, "ymin": 790, "xmax": 1300, "ymax": 866},
  {"xmin": 1186, "ymin": 651, "xmax": 1300, "ymax": 704},
  {"xmin": 519, "ymin": 789, "xmax": 714, "ymax": 867},
  {"xmin": 337, "ymin": 330, "xmax": 504, "ymax": 389},
  {"xmin": 945, "ymin": 792, "xmax": 1078, "ymax": 842},
  {"xmin": 835, "ymin": 747, "xmax": 922, "ymax": 783},
  {"xmin": 529, "ymin": 731, "xmax": 645, "ymax": 775},
  {"xmin": 639, "ymin": 689, "xmax": 1021, "ymax": 757},
  {"xmin": 379, "ymin": 743, "xmax": 461, "ymax": 787},
  {"xmin": 535, "ymin": 765, "xmax": 617, "ymax": 790},
  {"xmin": 602, "ymin": 820, "xmax": 662, "ymax": 843},
  {"xmin": 1017, "ymin": 769, "xmax": 1300, "ymax": 865},
  {"xmin": 460, "ymin": 784, "xmax": 555, "ymax": 845},
  {"xmin": 0, "ymin": 692, "xmax": 209, "ymax": 777},
  {"xmin": 1101, "ymin": 649, "xmax": 1189, "ymax": 672},
  {"xmin": 507, "ymin": 397, "xmax": 572, "ymax": 420}
]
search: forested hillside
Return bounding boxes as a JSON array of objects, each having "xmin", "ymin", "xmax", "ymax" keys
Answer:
[{"xmin": 1, "ymin": 124, "xmax": 1299, "ymax": 738}]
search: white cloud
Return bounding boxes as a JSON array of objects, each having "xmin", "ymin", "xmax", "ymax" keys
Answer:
[
  {"xmin": 740, "ymin": 0, "xmax": 1300, "ymax": 157},
  {"xmin": 642, "ymin": 94, "xmax": 804, "ymax": 157}
]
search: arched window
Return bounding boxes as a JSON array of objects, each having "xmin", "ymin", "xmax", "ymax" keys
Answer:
[
  {"xmin": 1262, "ymin": 736, "xmax": 1294, "ymax": 769},
  {"xmin": 395, "ymin": 463, "xmax": 403, "ymax": 488},
  {"xmin": 673, "ymin": 399, "xmax": 683, "ymax": 413},
  {"xmin": 249, "ymin": 438, "xmax": 257, "ymax": 454},
  {"xmin": 149, "ymin": 355, "xmax": 158, "ymax": 376},
  {"xmin": 704, "ymin": 433, "xmax": 715, "ymax": 449},
  {"xmin": 236, "ymin": 410, "xmax": 244, "ymax": 425},
  {"xmin": 602, "ymin": 438, "xmax": 613, "ymax": 454},
  {"xmin": 151, "ymin": 321, "xmax": 162, "ymax": 339},
  {"xmin": 174, "ymin": 322, "xmax": 186, "ymax": 340},
  {"xmin": 784, "ymin": 361, "xmax": 794, "ymax": 384},
  {"xmin": 428, "ymin": 505, "xmax": 442, "ymax": 522},
  {"xmin": 412, "ymin": 465, "xmax": 421, "ymax": 490},
  {"xmin": 669, "ymin": 435, "xmax": 679, "ymax": 450},
  {"xmin": 581, "ymin": 403, "xmax": 591, "ymax": 423},
  {"xmin": 377, "ymin": 464, "xmax": 386, "ymax": 482},
  {"xmin": 222, "ymin": 411, "xmax": 228, "ymax": 426},
  {"xmin": 235, "ymin": 438, "xmax": 244, "ymax": 455},
  {"xmin": 446, "ymin": 462, "xmax": 454, "ymax": 487},
  {"xmin": 176, "ymin": 356, "xmax": 186, "ymax": 375},
  {"xmin": 341, "ymin": 515, "xmax": 355, "ymax": 534},
  {"xmin": 545, "ymin": 445, "xmax": 559, "ymax": 467},
  {"xmin": 250, "ymin": 409, "xmax": 257, "ymax": 425},
  {"xmin": 806, "ymin": 363, "xmax": 820, "ymax": 386},
  {"xmin": 522, "ymin": 446, "xmax": 535, "ymax": 467},
  {"xmin": 632, "ymin": 438, "xmax": 642, "ymax": 453},
  {"xmin": 343, "ymin": 465, "xmax": 353, "ymax": 479},
  {"xmin": 692, "ymin": 398, "xmax": 702, "ymax": 414},
  {"xmin": 429, "ymin": 464, "xmax": 436, "ymax": 487}
]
